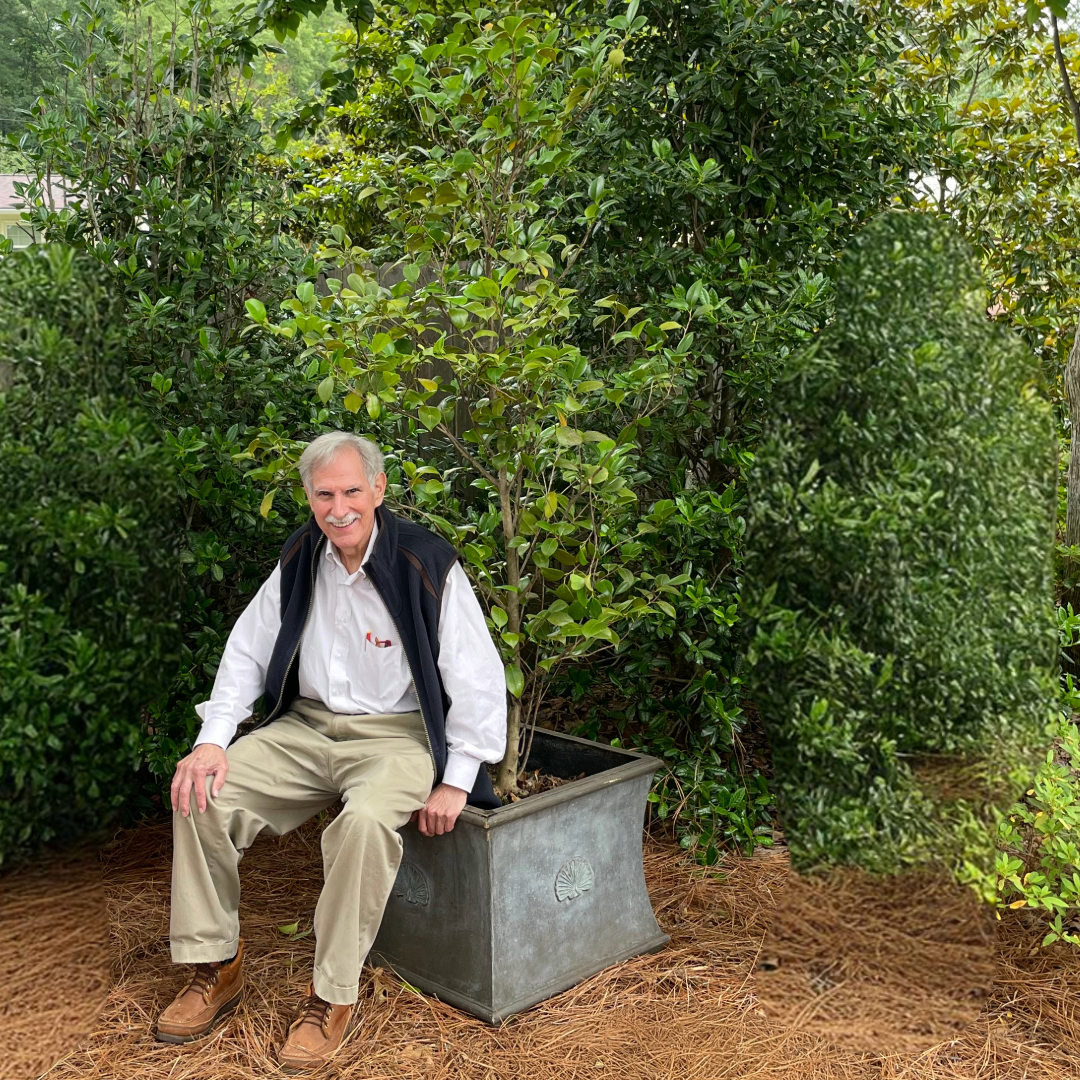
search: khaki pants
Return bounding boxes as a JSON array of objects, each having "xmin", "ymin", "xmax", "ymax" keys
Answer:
[{"xmin": 170, "ymin": 698, "xmax": 435, "ymax": 1005}]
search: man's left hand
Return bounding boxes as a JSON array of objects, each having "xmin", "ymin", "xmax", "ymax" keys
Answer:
[{"xmin": 413, "ymin": 783, "xmax": 468, "ymax": 836}]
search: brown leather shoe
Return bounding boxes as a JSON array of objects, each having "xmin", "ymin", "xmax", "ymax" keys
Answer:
[
  {"xmin": 155, "ymin": 941, "xmax": 245, "ymax": 1044},
  {"xmin": 277, "ymin": 984, "xmax": 356, "ymax": 1073}
]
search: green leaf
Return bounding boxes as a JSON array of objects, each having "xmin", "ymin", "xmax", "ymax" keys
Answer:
[
  {"xmin": 556, "ymin": 427, "xmax": 583, "ymax": 446},
  {"xmin": 278, "ymin": 922, "xmax": 299, "ymax": 936},
  {"xmin": 259, "ymin": 490, "xmax": 275, "ymax": 518},
  {"xmin": 245, "ymin": 298, "xmax": 267, "ymax": 323},
  {"xmin": 505, "ymin": 664, "xmax": 525, "ymax": 698},
  {"xmin": 317, "ymin": 376, "xmax": 335, "ymax": 403},
  {"xmin": 418, "ymin": 406, "xmax": 442, "ymax": 430}
]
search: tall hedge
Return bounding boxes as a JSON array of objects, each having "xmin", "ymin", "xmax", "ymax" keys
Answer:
[
  {"xmin": 0, "ymin": 244, "xmax": 179, "ymax": 864},
  {"xmin": 744, "ymin": 211, "xmax": 1057, "ymax": 876}
]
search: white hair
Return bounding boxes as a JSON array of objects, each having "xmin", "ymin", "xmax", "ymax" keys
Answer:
[{"xmin": 298, "ymin": 432, "xmax": 385, "ymax": 490}]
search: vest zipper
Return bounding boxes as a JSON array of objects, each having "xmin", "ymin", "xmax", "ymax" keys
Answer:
[
  {"xmin": 269, "ymin": 535, "xmax": 322, "ymax": 723},
  {"xmin": 367, "ymin": 566, "xmax": 438, "ymax": 780}
]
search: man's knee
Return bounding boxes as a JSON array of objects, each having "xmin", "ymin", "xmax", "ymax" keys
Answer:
[
  {"xmin": 174, "ymin": 784, "xmax": 234, "ymax": 837},
  {"xmin": 333, "ymin": 796, "xmax": 399, "ymax": 839}
]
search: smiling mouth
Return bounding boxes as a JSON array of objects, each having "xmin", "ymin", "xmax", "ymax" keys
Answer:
[{"xmin": 327, "ymin": 514, "xmax": 361, "ymax": 530}]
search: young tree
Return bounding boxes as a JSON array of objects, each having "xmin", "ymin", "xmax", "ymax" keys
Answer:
[{"xmin": 246, "ymin": 1, "xmax": 712, "ymax": 793}]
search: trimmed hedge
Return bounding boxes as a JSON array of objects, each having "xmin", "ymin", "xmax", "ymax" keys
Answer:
[
  {"xmin": 0, "ymin": 244, "xmax": 179, "ymax": 864},
  {"xmin": 745, "ymin": 211, "xmax": 1057, "ymax": 875}
]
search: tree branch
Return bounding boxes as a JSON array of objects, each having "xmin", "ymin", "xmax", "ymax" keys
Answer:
[{"xmin": 1051, "ymin": 14, "xmax": 1080, "ymax": 155}]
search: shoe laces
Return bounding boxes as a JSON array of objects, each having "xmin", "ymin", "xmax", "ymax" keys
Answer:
[
  {"xmin": 293, "ymin": 992, "xmax": 336, "ymax": 1039},
  {"xmin": 187, "ymin": 964, "xmax": 220, "ymax": 1003}
]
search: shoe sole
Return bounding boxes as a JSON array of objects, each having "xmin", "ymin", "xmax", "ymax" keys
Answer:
[
  {"xmin": 278, "ymin": 1012, "xmax": 360, "ymax": 1074},
  {"xmin": 155, "ymin": 987, "xmax": 244, "ymax": 1044}
]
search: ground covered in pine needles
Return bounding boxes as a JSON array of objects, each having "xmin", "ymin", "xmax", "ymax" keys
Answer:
[
  {"xmin": 0, "ymin": 841, "xmax": 110, "ymax": 1080},
  {"xmin": 6, "ymin": 816, "xmax": 1080, "ymax": 1080}
]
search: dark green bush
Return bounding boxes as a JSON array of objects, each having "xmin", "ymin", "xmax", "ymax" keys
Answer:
[
  {"xmin": 0, "ymin": 244, "xmax": 179, "ymax": 864},
  {"xmin": 744, "ymin": 211, "xmax": 1058, "ymax": 875}
]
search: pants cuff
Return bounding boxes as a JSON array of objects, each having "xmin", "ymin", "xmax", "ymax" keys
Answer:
[
  {"xmin": 171, "ymin": 937, "xmax": 240, "ymax": 964},
  {"xmin": 313, "ymin": 967, "xmax": 358, "ymax": 1006}
]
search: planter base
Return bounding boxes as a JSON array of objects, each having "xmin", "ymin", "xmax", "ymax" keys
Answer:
[{"xmin": 370, "ymin": 729, "xmax": 668, "ymax": 1023}]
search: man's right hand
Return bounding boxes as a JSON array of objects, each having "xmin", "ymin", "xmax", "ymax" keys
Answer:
[{"xmin": 171, "ymin": 743, "xmax": 229, "ymax": 817}]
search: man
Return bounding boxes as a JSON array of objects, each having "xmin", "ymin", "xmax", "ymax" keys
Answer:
[{"xmin": 156, "ymin": 431, "xmax": 507, "ymax": 1071}]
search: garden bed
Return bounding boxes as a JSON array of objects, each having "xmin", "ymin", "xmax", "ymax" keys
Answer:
[{"xmin": 7, "ymin": 817, "xmax": 1080, "ymax": 1080}]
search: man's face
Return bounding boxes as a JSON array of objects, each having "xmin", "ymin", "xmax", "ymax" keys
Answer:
[{"xmin": 306, "ymin": 448, "xmax": 387, "ymax": 559}]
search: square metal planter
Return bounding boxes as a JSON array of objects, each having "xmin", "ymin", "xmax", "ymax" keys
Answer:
[{"xmin": 369, "ymin": 729, "xmax": 669, "ymax": 1023}]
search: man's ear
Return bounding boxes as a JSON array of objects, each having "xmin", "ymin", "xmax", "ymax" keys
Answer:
[{"xmin": 374, "ymin": 471, "xmax": 387, "ymax": 505}]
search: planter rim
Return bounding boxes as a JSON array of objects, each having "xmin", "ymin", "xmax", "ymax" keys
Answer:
[{"xmin": 461, "ymin": 728, "xmax": 663, "ymax": 830}]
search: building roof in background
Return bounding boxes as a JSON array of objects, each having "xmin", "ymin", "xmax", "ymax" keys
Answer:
[{"xmin": 0, "ymin": 174, "xmax": 69, "ymax": 211}]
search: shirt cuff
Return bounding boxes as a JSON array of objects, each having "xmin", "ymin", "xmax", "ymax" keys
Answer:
[
  {"xmin": 442, "ymin": 750, "xmax": 483, "ymax": 793},
  {"xmin": 192, "ymin": 716, "xmax": 239, "ymax": 751}
]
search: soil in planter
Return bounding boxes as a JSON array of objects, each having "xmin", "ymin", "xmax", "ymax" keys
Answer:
[
  {"xmin": 754, "ymin": 861, "xmax": 998, "ymax": 1056},
  {"xmin": 500, "ymin": 767, "xmax": 586, "ymax": 803}
]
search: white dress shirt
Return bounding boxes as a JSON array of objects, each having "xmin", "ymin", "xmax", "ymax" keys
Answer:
[{"xmin": 193, "ymin": 520, "xmax": 507, "ymax": 792}]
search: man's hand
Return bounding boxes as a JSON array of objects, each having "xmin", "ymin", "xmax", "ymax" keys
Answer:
[
  {"xmin": 412, "ymin": 783, "xmax": 468, "ymax": 836},
  {"xmin": 171, "ymin": 743, "xmax": 229, "ymax": 817}
]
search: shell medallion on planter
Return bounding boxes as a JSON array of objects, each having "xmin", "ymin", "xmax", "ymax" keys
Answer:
[
  {"xmin": 394, "ymin": 861, "xmax": 431, "ymax": 909},
  {"xmin": 554, "ymin": 856, "xmax": 595, "ymax": 902}
]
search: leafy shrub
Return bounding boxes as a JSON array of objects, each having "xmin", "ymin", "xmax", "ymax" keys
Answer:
[
  {"xmin": 744, "ymin": 211, "xmax": 1058, "ymax": 875},
  {"xmin": 984, "ymin": 715, "xmax": 1080, "ymax": 945},
  {"xmin": 966, "ymin": 607, "xmax": 1080, "ymax": 946},
  {"xmin": 0, "ymin": 244, "xmax": 179, "ymax": 863},
  {"xmin": 14, "ymin": 1, "xmax": 338, "ymax": 779}
]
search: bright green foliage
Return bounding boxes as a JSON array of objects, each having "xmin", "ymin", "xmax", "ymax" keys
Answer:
[
  {"xmin": 983, "ymin": 716, "xmax": 1080, "ymax": 945},
  {"xmin": 534, "ymin": 0, "xmax": 947, "ymax": 855},
  {"xmin": 247, "ymin": 3, "xmax": 714, "ymax": 789},
  {"xmin": 0, "ymin": 0, "xmax": 54, "ymax": 147},
  {"xmin": 899, "ymin": 2, "xmax": 1080, "ymax": 411},
  {"xmin": 566, "ymin": 0, "xmax": 944, "ymax": 465},
  {"xmin": 745, "ymin": 211, "xmax": 1058, "ymax": 875},
  {"xmin": 971, "ymin": 609, "xmax": 1080, "ymax": 943},
  {"xmin": 13, "ymin": 1, "xmax": 340, "ymax": 777},
  {"xmin": 0, "ymin": 245, "xmax": 178, "ymax": 863}
]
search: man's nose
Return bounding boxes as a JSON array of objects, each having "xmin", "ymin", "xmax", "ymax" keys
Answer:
[{"xmin": 332, "ymin": 493, "xmax": 349, "ymax": 516}]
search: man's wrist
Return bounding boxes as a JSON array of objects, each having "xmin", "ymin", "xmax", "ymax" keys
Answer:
[
  {"xmin": 192, "ymin": 734, "xmax": 229, "ymax": 755},
  {"xmin": 441, "ymin": 752, "xmax": 481, "ymax": 793}
]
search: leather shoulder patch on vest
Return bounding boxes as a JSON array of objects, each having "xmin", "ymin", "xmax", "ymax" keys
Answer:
[
  {"xmin": 280, "ymin": 533, "xmax": 305, "ymax": 569},
  {"xmin": 402, "ymin": 548, "xmax": 438, "ymax": 600}
]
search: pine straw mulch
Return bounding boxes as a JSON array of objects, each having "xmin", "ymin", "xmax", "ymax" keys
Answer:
[
  {"xmin": 0, "ymin": 839, "xmax": 111, "ymax": 1080},
  {"xmin": 754, "ymin": 860, "xmax": 999, "ymax": 1056},
  {"xmin": 10, "ymin": 816, "xmax": 1080, "ymax": 1080}
]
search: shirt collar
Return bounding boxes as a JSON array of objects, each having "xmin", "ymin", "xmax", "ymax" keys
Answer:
[{"xmin": 324, "ymin": 518, "xmax": 380, "ymax": 581}]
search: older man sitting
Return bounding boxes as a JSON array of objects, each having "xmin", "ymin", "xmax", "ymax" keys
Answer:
[{"xmin": 156, "ymin": 431, "xmax": 506, "ymax": 1071}]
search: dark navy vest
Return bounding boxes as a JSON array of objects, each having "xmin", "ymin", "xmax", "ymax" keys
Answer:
[{"xmin": 257, "ymin": 505, "xmax": 500, "ymax": 809}]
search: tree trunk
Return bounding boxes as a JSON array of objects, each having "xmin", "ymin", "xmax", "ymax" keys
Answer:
[
  {"xmin": 495, "ymin": 701, "xmax": 522, "ymax": 795},
  {"xmin": 1064, "ymin": 320, "xmax": 1080, "ymax": 612},
  {"xmin": 493, "ymin": 464, "xmax": 522, "ymax": 795}
]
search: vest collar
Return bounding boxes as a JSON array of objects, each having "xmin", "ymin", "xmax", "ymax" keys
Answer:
[{"xmin": 368, "ymin": 504, "xmax": 399, "ymax": 573}]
